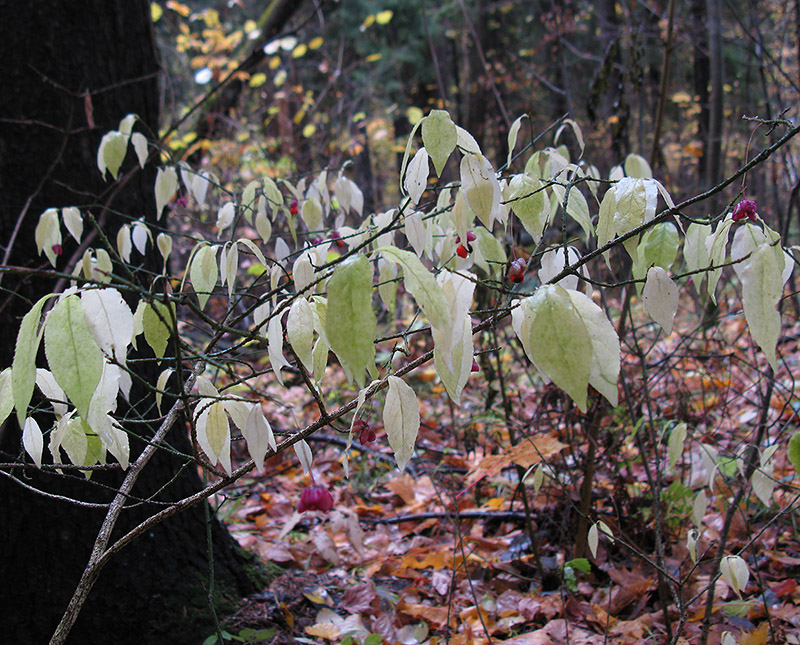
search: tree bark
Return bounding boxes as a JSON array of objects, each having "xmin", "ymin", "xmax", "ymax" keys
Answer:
[{"xmin": 0, "ymin": 2, "xmax": 263, "ymax": 643}]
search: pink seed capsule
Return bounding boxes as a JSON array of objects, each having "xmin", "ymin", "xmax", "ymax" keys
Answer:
[{"xmin": 297, "ymin": 485, "xmax": 334, "ymax": 513}]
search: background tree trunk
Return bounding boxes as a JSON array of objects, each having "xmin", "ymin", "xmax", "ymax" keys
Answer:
[{"xmin": 0, "ymin": 2, "xmax": 263, "ymax": 642}]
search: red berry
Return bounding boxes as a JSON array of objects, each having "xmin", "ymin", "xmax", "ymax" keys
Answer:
[
  {"xmin": 330, "ymin": 230, "xmax": 346, "ymax": 248},
  {"xmin": 456, "ymin": 244, "xmax": 469, "ymax": 259},
  {"xmin": 732, "ymin": 199, "xmax": 757, "ymax": 222},
  {"xmin": 51, "ymin": 244, "xmax": 63, "ymax": 256},
  {"xmin": 507, "ymin": 257, "xmax": 527, "ymax": 283},
  {"xmin": 289, "ymin": 199, "xmax": 299, "ymax": 216},
  {"xmin": 298, "ymin": 485, "xmax": 334, "ymax": 513},
  {"xmin": 466, "ymin": 231, "xmax": 477, "ymax": 242}
]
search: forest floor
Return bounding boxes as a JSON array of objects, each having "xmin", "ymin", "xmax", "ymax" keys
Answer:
[{"xmin": 208, "ymin": 292, "xmax": 800, "ymax": 645}]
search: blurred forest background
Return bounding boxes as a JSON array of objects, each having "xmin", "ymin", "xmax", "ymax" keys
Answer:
[{"xmin": 154, "ymin": 0, "xmax": 799, "ymax": 231}]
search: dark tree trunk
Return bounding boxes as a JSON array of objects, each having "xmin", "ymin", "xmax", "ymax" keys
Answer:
[
  {"xmin": 0, "ymin": 2, "xmax": 263, "ymax": 643},
  {"xmin": 692, "ymin": 0, "xmax": 711, "ymax": 190}
]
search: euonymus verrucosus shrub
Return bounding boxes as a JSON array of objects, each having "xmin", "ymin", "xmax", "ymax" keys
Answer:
[{"xmin": 6, "ymin": 110, "xmax": 800, "ymax": 639}]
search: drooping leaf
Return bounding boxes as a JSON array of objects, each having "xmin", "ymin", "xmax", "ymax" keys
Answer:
[
  {"xmin": 44, "ymin": 295, "xmax": 104, "ymax": 421},
  {"xmin": 565, "ymin": 289, "xmax": 620, "ymax": 407},
  {"xmin": 515, "ymin": 285, "xmax": 593, "ymax": 412},
  {"xmin": 131, "ymin": 132, "xmax": 148, "ymax": 168},
  {"xmin": 623, "ymin": 153, "xmax": 652, "ymax": 178},
  {"xmin": 506, "ymin": 174, "xmax": 547, "ymax": 243},
  {"xmin": 539, "ymin": 247, "xmax": 581, "ymax": 291},
  {"xmin": 720, "ymin": 555, "xmax": 749, "ymax": 598},
  {"xmin": 551, "ymin": 182, "xmax": 593, "ymax": 240},
  {"xmin": 23, "ymin": 417, "xmax": 44, "ymax": 468},
  {"xmin": 268, "ymin": 302, "xmax": 292, "ymax": 386},
  {"xmin": 325, "ymin": 255, "xmax": 376, "ymax": 388},
  {"xmin": 294, "ymin": 438, "xmax": 313, "ymax": 474},
  {"xmin": 12, "ymin": 294, "xmax": 53, "ymax": 426},
  {"xmin": 189, "ymin": 244, "xmax": 218, "ymax": 310},
  {"xmin": 421, "ymin": 109, "xmax": 457, "ymax": 176},
  {"xmin": 243, "ymin": 404, "xmax": 275, "ymax": 472},
  {"xmin": 379, "ymin": 247, "xmax": 450, "ymax": 332},
  {"xmin": 0, "ymin": 368, "xmax": 13, "ymax": 427},
  {"xmin": 142, "ymin": 300, "xmax": 173, "ymax": 359},
  {"xmin": 97, "ymin": 130, "xmax": 128, "ymax": 180},
  {"xmin": 788, "ymin": 432, "xmax": 800, "ymax": 478},
  {"xmin": 506, "ymin": 114, "xmax": 528, "ymax": 169},
  {"xmin": 642, "ymin": 266, "xmax": 679, "ymax": 335},
  {"xmin": 35, "ymin": 208, "xmax": 62, "ymax": 267},
  {"xmin": 739, "ymin": 242, "xmax": 783, "ymax": 370},
  {"xmin": 287, "ymin": 297, "xmax": 314, "ymax": 373},
  {"xmin": 404, "ymin": 147, "xmax": 429, "ymax": 204},
  {"xmin": 460, "ymin": 153, "xmax": 501, "ymax": 229},
  {"xmin": 155, "ymin": 166, "xmax": 178, "ymax": 220},
  {"xmin": 683, "ymin": 223, "xmax": 712, "ymax": 293},
  {"xmin": 81, "ymin": 288, "xmax": 134, "ymax": 362},
  {"xmin": 217, "ymin": 201, "xmax": 236, "ymax": 233},
  {"xmin": 692, "ymin": 489, "xmax": 707, "ymax": 528},
  {"xmin": 196, "ymin": 401, "xmax": 231, "ymax": 474},
  {"xmin": 668, "ymin": 423, "xmax": 687, "ymax": 472},
  {"xmin": 588, "ymin": 523, "xmax": 599, "ymax": 559},
  {"xmin": 62, "ymin": 207, "xmax": 83, "ymax": 243},
  {"xmin": 383, "ymin": 375, "xmax": 420, "ymax": 471}
]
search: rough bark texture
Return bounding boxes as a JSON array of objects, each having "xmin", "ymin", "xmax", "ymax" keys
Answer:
[{"xmin": 0, "ymin": 2, "xmax": 263, "ymax": 643}]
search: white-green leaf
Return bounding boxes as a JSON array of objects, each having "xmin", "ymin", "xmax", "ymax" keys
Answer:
[
  {"xmin": 551, "ymin": 183, "xmax": 593, "ymax": 240},
  {"xmin": 81, "ymin": 288, "xmax": 134, "ymax": 363},
  {"xmin": 434, "ymin": 315, "xmax": 473, "ymax": 405},
  {"xmin": 287, "ymin": 297, "xmax": 314, "ymax": 373},
  {"xmin": 506, "ymin": 174, "xmax": 547, "ymax": 243},
  {"xmin": 515, "ymin": 285, "xmax": 593, "ymax": 412},
  {"xmin": 788, "ymin": 432, "xmax": 800, "ymax": 478},
  {"xmin": 720, "ymin": 555, "xmax": 749, "ymax": 598},
  {"xmin": 740, "ymin": 242, "xmax": 782, "ymax": 370},
  {"xmin": 85, "ymin": 361, "xmax": 122, "ymax": 447},
  {"xmin": 142, "ymin": 300, "xmax": 173, "ymax": 359},
  {"xmin": 422, "ymin": 109, "xmax": 457, "ymax": 176},
  {"xmin": 404, "ymin": 147, "xmax": 429, "ymax": 204},
  {"xmin": 217, "ymin": 201, "xmax": 235, "ymax": 233},
  {"xmin": 455, "ymin": 126, "xmax": 481, "ymax": 154},
  {"xmin": 62, "ymin": 207, "xmax": 83, "ymax": 243},
  {"xmin": 23, "ymin": 417, "xmax": 44, "ymax": 468},
  {"xmin": 97, "ymin": 130, "xmax": 128, "ymax": 180},
  {"xmin": 668, "ymin": 423, "xmax": 687, "ymax": 472},
  {"xmin": 256, "ymin": 203, "xmax": 272, "ymax": 243},
  {"xmin": 12, "ymin": 295, "xmax": 52, "ymax": 426},
  {"xmin": 190, "ymin": 244, "xmax": 218, "ymax": 310},
  {"xmin": 539, "ymin": 247, "xmax": 580, "ymax": 291},
  {"xmin": 687, "ymin": 529, "xmax": 698, "ymax": 563},
  {"xmin": 301, "ymin": 197, "xmax": 323, "ymax": 232},
  {"xmin": 588, "ymin": 523, "xmax": 599, "ymax": 559},
  {"xmin": 268, "ymin": 302, "xmax": 291, "ymax": 386},
  {"xmin": 683, "ymin": 223, "xmax": 712, "ymax": 293},
  {"xmin": 0, "ymin": 368, "xmax": 13, "ymax": 426},
  {"xmin": 196, "ymin": 401, "xmax": 230, "ymax": 474},
  {"xmin": 156, "ymin": 368, "xmax": 173, "ymax": 415},
  {"xmin": 44, "ymin": 295, "xmax": 104, "ymax": 421},
  {"xmin": 705, "ymin": 219, "xmax": 733, "ymax": 302},
  {"xmin": 117, "ymin": 225, "xmax": 132, "ymax": 262},
  {"xmin": 642, "ymin": 267, "xmax": 679, "ymax": 335},
  {"xmin": 243, "ymin": 404, "xmax": 275, "ymax": 472},
  {"xmin": 155, "ymin": 166, "xmax": 178, "ymax": 220},
  {"xmin": 404, "ymin": 210, "xmax": 427, "ymax": 257},
  {"xmin": 692, "ymin": 489, "xmax": 707, "ymax": 528},
  {"xmin": 191, "ymin": 170, "xmax": 212, "ymax": 207},
  {"xmin": 379, "ymin": 247, "xmax": 450, "ymax": 332},
  {"xmin": 35, "ymin": 208, "xmax": 62, "ymax": 267},
  {"xmin": 294, "ymin": 438, "xmax": 313, "ymax": 474},
  {"xmin": 565, "ymin": 289, "xmax": 620, "ymax": 407},
  {"xmin": 460, "ymin": 153, "xmax": 500, "ymax": 229},
  {"xmin": 131, "ymin": 132, "xmax": 148, "ymax": 168},
  {"xmin": 384, "ymin": 375, "xmax": 420, "ymax": 471},
  {"xmin": 506, "ymin": 114, "xmax": 527, "ymax": 169},
  {"xmin": 325, "ymin": 255, "xmax": 376, "ymax": 388},
  {"xmin": 157, "ymin": 233, "xmax": 172, "ymax": 272},
  {"xmin": 132, "ymin": 220, "xmax": 150, "ymax": 255},
  {"xmin": 624, "ymin": 153, "xmax": 652, "ymax": 179}
]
